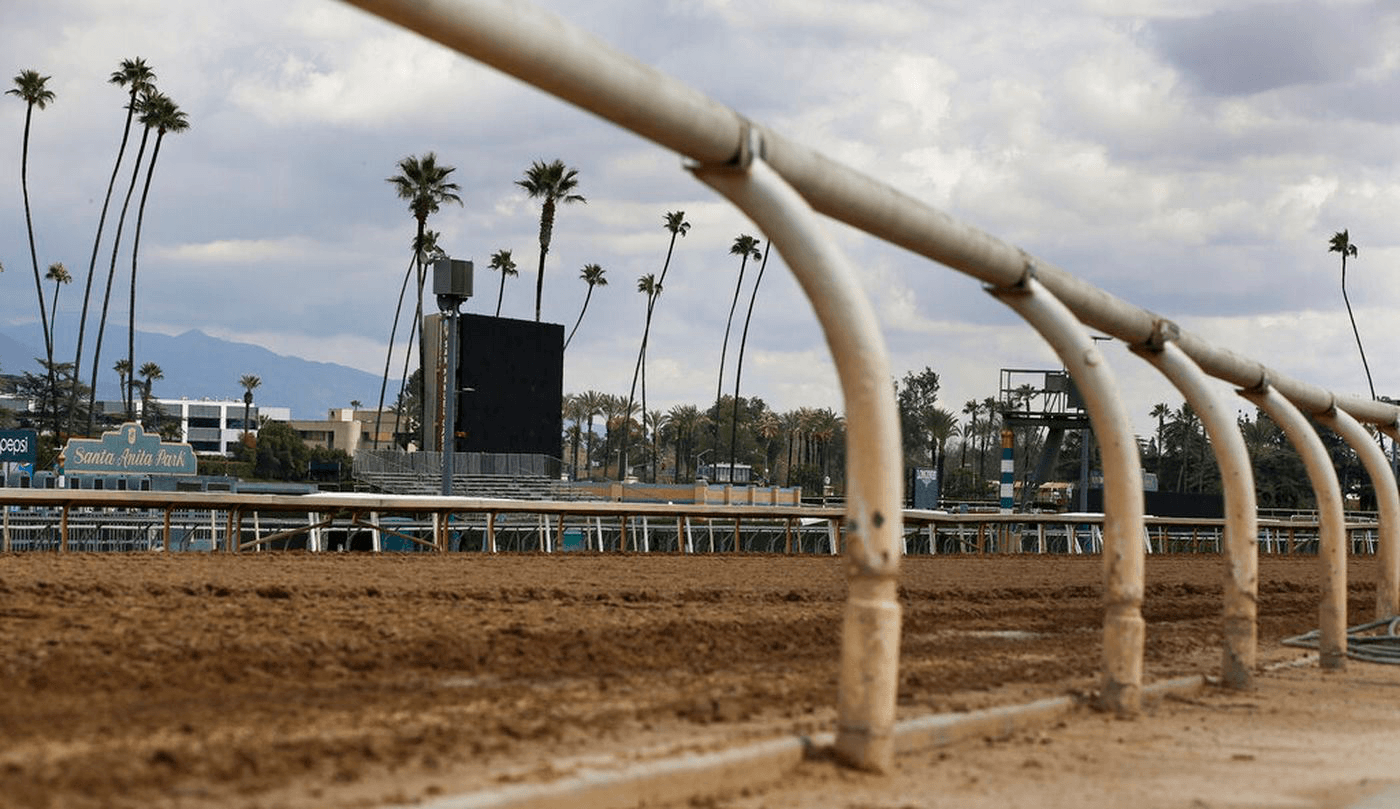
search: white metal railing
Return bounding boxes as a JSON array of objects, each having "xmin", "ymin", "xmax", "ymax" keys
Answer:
[{"xmin": 330, "ymin": 0, "xmax": 1400, "ymax": 774}]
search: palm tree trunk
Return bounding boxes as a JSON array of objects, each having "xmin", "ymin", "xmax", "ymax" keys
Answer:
[
  {"xmin": 1341, "ymin": 255, "xmax": 1377, "ymax": 400},
  {"xmin": 127, "ymin": 131, "xmax": 167, "ymax": 421},
  {"xmin": 374, "ymin": 252, "xmax": 416, "ymax": 450},
  {"xmin": 71, "ymin": 90, "xmax": 140, "ymax": 438},
  {"xmin": 88, "ymin": 126, "xmax": 152, "ymax": 434},
  {"xmin": 533, "ymin": 201, "xmax": 555, "ymax": 322},
  {"xmin": 729, "ymin": 243, "xmax": 769, "ymax": 477},
  {"xmin": 18, "ymin": 105, "xmax": 59, "ymax": 436},
  {"xmin": 495, "ymin": 270, "xmax": 507, "ymax": 317},
  {"xmin": 410, "ymin": 218, "xmax": 428, "ymax": 449},
  {"xmin": 712, "ymin": 257, "xmax": 750, "ymax": 460},
  {"xmin": 563, "ymin": 288, "xmax": 594, "ymax": 351}
]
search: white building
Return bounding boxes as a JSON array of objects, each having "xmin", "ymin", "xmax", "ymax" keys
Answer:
[{"xmin": 154, "ymin": 398, "xmax": 292, "ymax": 454}]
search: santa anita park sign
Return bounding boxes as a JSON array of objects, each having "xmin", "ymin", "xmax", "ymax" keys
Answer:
[{"xmin": 63, "ymin": 423, "xmax": 197, "ymax": 476}]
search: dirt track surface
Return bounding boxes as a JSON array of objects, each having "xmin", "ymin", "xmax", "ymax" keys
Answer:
[{"xmin": 0, "ymin": 553, "xmax": 1383, "ymax": 808}]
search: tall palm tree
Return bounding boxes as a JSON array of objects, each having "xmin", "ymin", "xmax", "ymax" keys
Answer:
[
  {"xmin": 8, "ymin": 70, "xmax": 58, "ymax": 433},
  {"xmin": 88, "ymin": 89, "xmax": 159, "ymax": 435},
  {"xmin": 489, "ymin": 249, "xmax": 517, "ymax": 317},
  {"xmin": 239, "ymin": 374, "xmax": 261, "ymax": 443},
  {"xmin": 387, "ymin": 153, "xmax": 461, "ymax": 448},
  {"xmin": 372, "ymin": 230, "xmax": 442, "ymax": 450},
  {"xmin": 728, "ymin": 240, "xmax": 771, "ymax": 475},
  {"xmin": 138, "ymin": 361, "xmax": 162, "ymax": 429},
  {"xmin": 44, "ymin": 262, "xmax": 71, "ymax": 345},
  {"xmin": 563, "ymin": 263, "xmax": 607, "ymax": 350},
  {"xmin": 619, "ymin": 273, "xmax": 660, "ymax": 477},
  {"xmin": 1149, "ymin": 402, "xmax": 1170, "ymax": 471},
  {"xmin": 71, "ymin": 58, "xmax": 155, "ymax": 438},
  {"xmin": 713, "ymin": 234, "xmax": 762, "ymax": 463},
  {"xmin": 112, "ymin": 359, "xmax": 133, "ymax": 422},
  {"xmin": 1330, "ymin": 230, "xmax": 1374, "ymax": 400},
  {"xmin": 42, "ymin": 263, "xmax": 70, "ymax": 445},
  {"xmin": 517, "ymin": 159, "xmax": 585, "ymax": 322},
  {"xmin": 127, "ymin": 93, "xmax": 188, "ymax": 409}
]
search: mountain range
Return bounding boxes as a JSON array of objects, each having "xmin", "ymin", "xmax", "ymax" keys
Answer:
[{"xmin": 0, "ymin": 326, "xmax": 382, "ymax": 420}]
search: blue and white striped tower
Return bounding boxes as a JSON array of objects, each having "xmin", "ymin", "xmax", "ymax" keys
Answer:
[{"xmin": 999, "ymin": 429, "xmax": 1014, "ymax": 514}]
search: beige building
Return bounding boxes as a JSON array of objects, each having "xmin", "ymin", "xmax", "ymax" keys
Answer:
[{"xmin": 289, "ymin": 408, "xmax": 397, "ymax": 454}]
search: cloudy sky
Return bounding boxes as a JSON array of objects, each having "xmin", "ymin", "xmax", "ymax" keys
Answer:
[{"xmin": 2, "ymin": 0, "xmax": 1398, "ymax": 438}]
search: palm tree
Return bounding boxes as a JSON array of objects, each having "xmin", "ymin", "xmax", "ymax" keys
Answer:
[
  {"xmin": 127, "ymin": 93, "xmax": 188, "ymax": 410},
  {"xmin": 88, "ymin": 89, "xmax": 159, "ymax": 435},
  {"xmin": 647, "ymin": 409, "xmax": 668, "ymax": 482},
  {"xmin": 1330, "ymin": 230, "xmax": 1374, "ymax": 400},
  {"xmin": 112, "ymin": 359, "xmax": 132, "ymax": 422},
  {"xmin": 929, "ymin": 407, "xmax": 959, "ymax": 491},
  {"xmin": 668, "ymin": 403, "xmax": 703, "ymax": 482},
  {"xmin": 979, "ymin": 396, "xmax": 997, "ymax": 490},
  {"xmin": 138, "ymin": 361, "xmax": 163, "ymax": 429},
  {"xmin": 70, "ymin": 58, "xmax": 155, "ymax": 438},
  {"xmin": 578, "ymin": 389, "xmax": 608, "ymax": 479},
  {"xmin": 517, "ymin": 159, "xmax": 585, "ymax": 321},
  {"xmin": 44, "ymin": 262, "xmax": 71, "ymax": 345},
  {"xmin": 239, "ymin": 374, "xmax": 261, "ymax": 444},
  {"xmin": 8, "ymin": 70, "xmax": 58, "ymax": 433},
  {"xmin": 779, "ymin": 409, "xmax": 803, "ymax": 486},
  {"xmin": 600, "ymin": 393, "xmax": 630, "ymax": 479},
  {"xmin": 729, "ymin": 240, "xmax": 771, "ymax": 476},
  {"xmin": 387, "ymin": 153, "xmax": 461, "ymax": 448},
  {"xmin": 713, "ymin": 234, "xmax": 762, "ymax": 464},
  {"xmin": 619, "ymin": 273, "xmax": 660, "ymax": 476},
  {"xmin": 1149, "ymin": 402, "xmax": 1170, "ymax": 471},
  {"xmin": 563, "ymin": 394, "xmax": 587, "ymax": 480},
  {"xmin": 489, "ymin": 249, "xmax": 517, "ymax": 317},
  {"xmin": 372, "ymin": 230, "xmax": 442, "ymax": 450},
  {"xmin": 563, "ymin": 263, "xmax": 607, "ymax": 350}
]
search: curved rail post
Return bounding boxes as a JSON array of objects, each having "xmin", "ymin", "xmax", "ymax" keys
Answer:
[
  {"xmin": 1132, "ymin": 327, "xmax": 1258, "ymax": 689},
  {"xmin": 692, "ymin": 156, "xmax": 903, "ymax": 772},
  {"xmin": 1239, "ymin": 386, "xmax": 1347, "ymax": 669},
  {"xmin": 987, "ymin": 275, "xmax": 1145, "ymax": 714},
  {"xmin": 1378, "ymin": 424, "xmax": 1400, "ymax": 618},
  {"xmin": 1321, "ymin": 410, "xmax": 1400, "ymax": 620}
]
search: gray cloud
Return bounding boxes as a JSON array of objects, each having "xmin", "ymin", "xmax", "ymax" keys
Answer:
[{"xmin": 1148, "ymin": 1, "xmax": 1391, "ymax": 96}]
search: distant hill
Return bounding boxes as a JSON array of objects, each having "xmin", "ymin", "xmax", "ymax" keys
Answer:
[{"xmin": 0, "ymin": 326, "xmax": 382, "ymax": 420}]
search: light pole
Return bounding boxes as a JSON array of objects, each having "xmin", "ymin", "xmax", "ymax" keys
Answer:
[{"xmin": 433, "ymin": 258, "xmax": 473, "ymax": 497}]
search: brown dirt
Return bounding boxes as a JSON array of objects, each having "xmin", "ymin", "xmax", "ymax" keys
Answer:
[{"xmin": 0, "ymin": 552, "xmax": 1384, "ymax": 808}]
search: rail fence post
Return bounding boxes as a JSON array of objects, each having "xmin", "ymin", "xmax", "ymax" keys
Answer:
[
  {"xmin": 989, "ymin": 275, "xmax": 1145, "ymax": 714},
  {"xmin": 1133, "ymin": 332, "xmax": 1258, "ymax": 690},
  {"xmin": 1321, "ymin": 409, "xmax": 1399, "ymax": 621},
  {"xmin": 1240, "ymin": 386, "xmax": 1347, "ymax": 669},
  {"xmin": 693, "ymin": 156, "xmax": 902, "ymax": 772}
]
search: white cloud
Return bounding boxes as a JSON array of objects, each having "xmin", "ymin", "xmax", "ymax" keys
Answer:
[{"xmin": 155, "ymin": 236, "xmax": 320, "ymax": 263}]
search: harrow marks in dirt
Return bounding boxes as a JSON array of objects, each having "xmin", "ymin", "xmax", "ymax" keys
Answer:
[{"xmin": 0, "ymin": 553, "xmax": 1376, "ymax": 808}]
